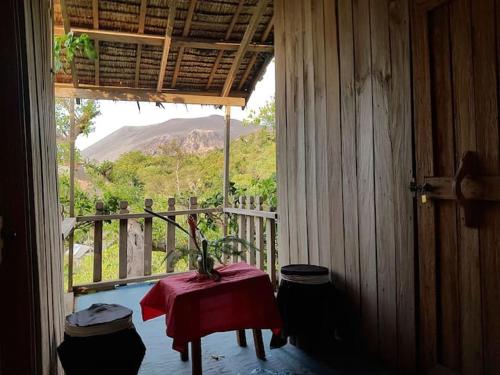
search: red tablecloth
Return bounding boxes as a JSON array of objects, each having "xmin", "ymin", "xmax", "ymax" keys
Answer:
[{"xmin": 140, "ymin": 262, "xmax": 282, "ymax": 352}]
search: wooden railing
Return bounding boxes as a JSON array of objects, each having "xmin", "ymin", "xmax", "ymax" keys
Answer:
[{"xmin": 67, "ymin": 196, "xmax": 277, "ymax": 293}]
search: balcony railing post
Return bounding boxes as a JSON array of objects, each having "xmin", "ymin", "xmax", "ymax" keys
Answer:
[
  {"xmin": 231, "ymin": 200, "xmax": 239, "ymax": 264},
  {"xmin": 246, "ymin": 196, "xmax": 256, "ymax": 266},
  {"xmin": 119, "ymin": 201, "xmax": 129, "ymax": 279},
  {"xmin": 266, "ymin": 215, "xmax": 277, "ymax": 288},
  {"xmin": 93, "ymin": 201, "xmax": 104, "ymax": 282},
  {"xmin": 188, "ymin": 197, "xmax": 198, "ymax": 270},
  {"xmin": 237, "ymin": 196, "xmax": 247, "ymax": 263},
  {"xmin": 166, "ymin": 197, "xmax": 176, "ymax": 273},
  {"xmin": 143, "ymin": 199, "xmax": 153, "ymax": 276},
  {"xmin": 255, "ymin": 197, "xmax": 265, "ymax": 270}
]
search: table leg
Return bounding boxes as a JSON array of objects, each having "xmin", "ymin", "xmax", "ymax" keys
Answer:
[
  {"xmin": 180, "ymin": 343, "xmax": 189, "ymax": 362},
  {"xmin": 236, "ymin": 329, "xmax": 247, "ymax": 347},
  {"xmin": 252, "ymin": 329, "xmax": 266, "ymax": 360},
  {"xmin": 191, "ymin": 338, "xmax": 202, "ymax": 375}
]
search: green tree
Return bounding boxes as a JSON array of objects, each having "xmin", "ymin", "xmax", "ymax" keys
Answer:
[
  {"xmin": 243, "ymin": 97, "xmax": 275, "ymax": 129},
  {"xmin": 55, "ymin": 98, "xmax": 101, "ymax": 141}
]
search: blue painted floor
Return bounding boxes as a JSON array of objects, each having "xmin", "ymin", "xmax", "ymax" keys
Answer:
[{"xmin": 76, "ymin": 284, "xmax": 386, "ymax": 375}]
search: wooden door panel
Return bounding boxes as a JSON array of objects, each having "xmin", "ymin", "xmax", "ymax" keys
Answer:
[{"xmin": 412, "ymin": 0, "xmax": 500, "ymax": 373}]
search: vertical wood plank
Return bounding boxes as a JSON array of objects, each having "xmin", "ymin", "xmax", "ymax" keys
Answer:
[
  {"xmin": 232, "ymin": 201, "xmax": 239, "ymax": 263},
  {"xmin": 338, "ymin": 0, "xmax": 359, "ymax": 299},
  {"xmin": 93, "ymin": 201, "xmax": 104, "ymax": 282},
  {"xmin": 371, "ymin": 0, "xmax": 397, "ymax": 366},
  {"xmin": 388, "ymin": 0, "xmax": 415, "ymax": 370},
  {"xmin": 302, "ymin": 0, "xmax": 320, "ymax": 266},
  {"xmin": 353, "ymin": 0, "xmax": 378, "ymax": 356},
  {"xmin": 449, "ymin": 1, "xmax": 483, "ymax": 372},
  {"xmin": 143, "ymin": 199, "xmax": 153, "ymax": 276},
  {"xmin": 119, "ymin": 201, "xmax": 129, "ymax": 279},
  {"xmin": 237, "ymin": 197, "xmax": 247, "ymax": 262},
  {"xmin": 471, "ymin": 0, "xmax": 500, "ymax": 372},
  {"xmin": 266, "ymin": 217, "xmax": 277, "ymax": 288},
  {"xmin": 255, "ymin": 197, "xmax": 265, "ymax": 270},
  {"xmin": 324, "ymin": 0, "xmax": 345, "ymax": 283},
  {"xmin": 166, "ymin": 198, "xmax": 176, "ymax": 273},
  {"xmin": 246, "ymin": 197, "xmax": 256, "ymax": 265},
  {"xmin": 188, "ymin": 197, "xmax": 198, "ymax": 270},
  {"xmin": 274, "ymin": 0, "xmax": 290, "ymax": 268}
]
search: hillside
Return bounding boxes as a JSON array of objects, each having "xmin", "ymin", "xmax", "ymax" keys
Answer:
[{"xmin": 82, "ymin": 115, "xmax": 257, "ymax": 162}]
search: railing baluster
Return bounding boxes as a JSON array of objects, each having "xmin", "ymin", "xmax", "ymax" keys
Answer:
[
  {"xmin": 166, "ymin": 197, "xmax": 176, "ymax": 273},
  {"xmin": 255, "ymin": 197, "xmax": 265, "ymax": 270},
  {"xmin": 246, "ymin": 196, "xmax": 256, "ymax": 265},
  {"xmin": 93, "ymin": 201, "xmax": 104, "ymax": 282},
  {"xmin": 119, "ymin": 201, "xmax": 129, "ymax": 279},
  {"xmin": 188, "ymin": 197, "xmax": 197, "ymax": 270},
  {"xmin": 266, "ymin": 216, "xmax": 277, "ymax": 288},
  {"xmin": 237, "ymin": 196, "xmax": 247, "ymax": 263},
  {"xmin": 143, "ymin": 199, "xmax": 153, "ymax": 276},
  {"xmin": 67, "ymin": 233, "xmax": 74, "ymax": 292},
  {"xmin": 232, "ymin": 200, "xmax": 239, "ymax": 264}
]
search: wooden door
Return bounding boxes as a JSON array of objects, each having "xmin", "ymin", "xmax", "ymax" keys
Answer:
[{"xmin": 412, "ymin": 0, "xmax": 500, "ymax": 373}]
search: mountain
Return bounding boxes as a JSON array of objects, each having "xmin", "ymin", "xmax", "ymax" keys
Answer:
[{"xmin": 81, "ymin": 115, "xmax": 257, "ymax": 162}]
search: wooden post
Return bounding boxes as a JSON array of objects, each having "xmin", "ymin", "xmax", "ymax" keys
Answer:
[
  {"xmin": 166, "ymin": 197, "xmax": 176, "ymax": 273},
  {"xmin": 188, "ymin": 197, "xmax": 198, "ymax": 270},
  {"xmin": 252, "ymin": 329, "xmax": 266, "ymax": 360},
  {"xmin": 93, "ymin": 201, "xmax": 104, "ymax": 282},
  {"xmin": 266, "ymin": 216, "xmax": 277, "ymax": 288},
  {"xmin": 232, "ymin": 200, "xmax": 239, "ymax": 264},
  {"xmin": 223, "ymin": 106, "xmax": 231, "ymax": 238},
  {"xmin": 144, "ymin": 198, "xmax": 153, "ymax": 276},
  {"xmin": 119, "ymin": 201, "xmax": 129, "ymax": 279},
  {"xmin": 255, "ymin": 197, "xmax": 265, "ymax": 270},
  {"xmin": 67, "ymin": 98, "xmax": 76, "ymax": 292},
  {"xmin": 246, "ymin": 196, "xmax": 256, "ymax": 265},
  {"xmin": 237, "ymin": 196, "xmax": 247, "ymax": 262},
  {"xmin": 191, "ymin": 338, "xmax": 202, "ymax": 375}
]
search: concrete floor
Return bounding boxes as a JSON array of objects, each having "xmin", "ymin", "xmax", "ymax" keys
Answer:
[{"xmin": 76, "ymin": 284, "xmax": 386, "ymax": 375}]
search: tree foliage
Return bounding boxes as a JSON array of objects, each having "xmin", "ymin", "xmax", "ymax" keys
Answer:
[{"xmin": 55, "ymin": 98, "xmax": 101, "ymax": 141}]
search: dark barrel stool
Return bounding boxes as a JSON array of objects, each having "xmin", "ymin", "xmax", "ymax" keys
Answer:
[
  {"xmin": 57, "ymin": 303, "xmax": 146, "ymax": 375},
  {"xmin": 275, "ymin": 264, "xmax": 339, "ymax": 353}
]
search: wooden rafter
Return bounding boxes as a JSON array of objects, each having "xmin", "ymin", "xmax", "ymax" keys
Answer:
[
  {"xmin": 59, "ymin": 0, "xmax": 79, "ymax": 87},
  {"xmin": 206, "ymin": 0, "xmax": 244, "ymax": 89},
  {"xmin": 135, "ymin": 0, "xmax": 148, "ymax": 88},
  {"xmin": 172, "ymin": 0, "xmax": 197, "ymax": 88},
  {"xmin": 238, "ymin": 14, "xmax": 274, "ymax": 90},
  {"xmin": 157, "ymin": 0, "xmax": 177, "ymax": 92},
  {"xmin": 221, "ymin": 0, "xmax": 269, "ymax": 97},
  {"xmin": 55, "ymin": 83, "xmax": 246, "ymax": 106},
  {"xmin": 92, "ymin": 0, "xmax": 99, "ymax": 86},
  {"xmin": 53, "ymin": 26, "xmax": 273, "ymax": 52}
]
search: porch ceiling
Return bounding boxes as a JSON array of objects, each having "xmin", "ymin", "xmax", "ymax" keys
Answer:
[{"xmin": 53, "ymin": 0, "xmax": 274, "ymax": 107}]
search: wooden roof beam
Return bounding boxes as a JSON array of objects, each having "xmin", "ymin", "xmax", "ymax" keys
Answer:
[
  {"xmin": 157, "ymin": 0, "xmax": 177, "ymax": 92},
  {"xmin": 172, "ymin": 0, "xmax": 197, "ymax": 88},
  {"xmin": 134, "ymin": 0, "xmax": 148, "ymax": 88},
  {"xmin": 53, "ymin": 26, "xmax": 273, "ymax": 53},
  {"xmin": 92, "ymin": 0, "xmax": 100, "ymax": 86},
  {"xmin": 206, "ymin": 0, "xmax": 244, "ymax": 89},
  {"xmin": 238, "ymin": 14, "xmax": 274, "ymax": 90},
  {"xmin": 221, "ymin": 0, "xmax": 269, "ymax": 97},
  {"xmin": 60, "ymin": 0, "xmax": 79, "ymax": 87},
  {"xmin": 55, "ymin": 83, "xmax": 246, "ymax": 107}
]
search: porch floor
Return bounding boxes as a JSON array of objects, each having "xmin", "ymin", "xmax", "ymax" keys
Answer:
[{"xmin": 76, "ymin": 284, "xmax": 386, "ymax": 375}]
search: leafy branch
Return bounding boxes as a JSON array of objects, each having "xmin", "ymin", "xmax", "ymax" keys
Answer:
[{"xmin": 54, "ymin": 32, "xmax": 97, "ymax": 73}]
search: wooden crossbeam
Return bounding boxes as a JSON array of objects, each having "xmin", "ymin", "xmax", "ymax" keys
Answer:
[
  {"xmin": 221, "ymin": 0, "xmax": 269, "ymax": 97},
  {"xmin": 172, "ymin": 0, "xmax": 197, "ymax": 88},
  {"xmin": 59, "ymin": 0, "xmax": 79, "ymax": 87},
  {"xmin": 238, "ymin": 14, "xmax": 274, "ymax": 90},
  {"xmin": 54, "ymin": 83, "xmax": 246, "ymax": 106},
  {"xmin": 206, "ymin": 0, "xmax": 244, "ymax": 89},
  {"xmin": 135, "ymin": 0, "xmax": 148, "ymax": 87},
  {"xmin": 92, "ymin": 0, "xmax": 100, "ymax": 86},
  {"xmin": 157, "ymin": 0, "xmax": 177, "ymax": 92},
  {"xmin": 53, "ymin": 26, "xmax": 273, "ymax": 53}
]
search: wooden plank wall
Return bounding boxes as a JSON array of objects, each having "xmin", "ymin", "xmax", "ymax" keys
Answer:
[
  {"xmin": 24, "ymin": 0, "xmax": 65, "ymax": 373},
  {"xmin": 275, "ymin": 0, "xmax": 415, "ymax": 371}
]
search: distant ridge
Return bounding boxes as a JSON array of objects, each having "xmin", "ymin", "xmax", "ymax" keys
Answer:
[{"xmin": 82, "ymin": 115, "xmax": 257, "ymax": 162}]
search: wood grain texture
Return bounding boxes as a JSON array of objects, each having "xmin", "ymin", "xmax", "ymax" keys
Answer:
[
  {"xmin": 93, "ymin": 202, "xmax": 104, "ymax": 282},
  {"xmin": 157, "ymin": 0, "xmax": 177, "ymax": 92},
  {"xmin": 143, "ymin": 199, "xmax": 153, "ymax": 276},
  {"xmin": 119, "ymin": 201, "xmax": 129, "ymax": 279}
]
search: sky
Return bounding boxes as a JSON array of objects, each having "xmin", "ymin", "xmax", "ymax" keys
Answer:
[{"xmin": 76, "ymin": 61, "xmax": 275, "ymax": 150}]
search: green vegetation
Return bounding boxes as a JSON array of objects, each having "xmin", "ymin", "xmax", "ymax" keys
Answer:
[{"xmin": 60, "ymin": 98, "xmax": 276, "ymax": 287}]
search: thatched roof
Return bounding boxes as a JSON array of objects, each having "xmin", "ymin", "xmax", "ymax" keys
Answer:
[{"xmin": 54, "ymin": 0, "xmax": 274, "ymax": 106}]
